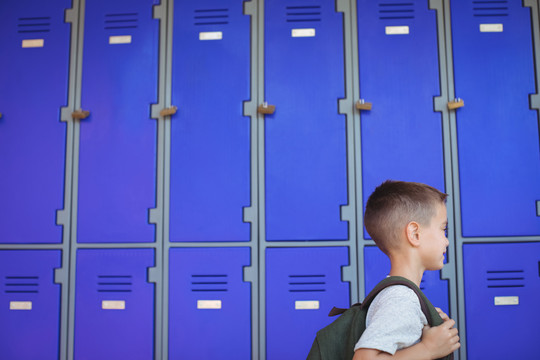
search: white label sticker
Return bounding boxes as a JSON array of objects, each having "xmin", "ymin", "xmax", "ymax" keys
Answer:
[
  {"xmin": 102, "ymin": 300, "xmax": 126, "ymax": 310},
  {"xmin": 385, "ymin": 26, "xmax": 409, "ymax": 35},
  {"xmin": 480, "ymin": 24, "xmax": 503, "ymax": 33},
  {"xmin": 494, "ymin": 296, "xmax": 519, "ymax": 306},
  {"xmin": 109, "ymin": 35, "xmax": 132, "ymax": 45},
  {"xmin": 291, "ymin": 28, "xmax": 316, "ymax": 38},
  {"xmin": 199, "ymin": 31, "xmax": 223, "ymax": 41},
  {"xmin": 22, "ymin": 39, "xmax": 44, "ymax": 48},
  {"xmin": 295, "ymin": 300, "xmax": 320, "ymax": 310},
  {"xmin": 10, "ymin": 301, "xmax": 32, "ymax": 310},
  {"xmin": 197, "ymin": 300, "xmax": 222, "ymax": 309}
]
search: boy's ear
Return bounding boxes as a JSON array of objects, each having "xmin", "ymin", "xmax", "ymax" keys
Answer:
[{"xmin": 406, "ymin": 221, "xmax": 421, "ymax": 247}]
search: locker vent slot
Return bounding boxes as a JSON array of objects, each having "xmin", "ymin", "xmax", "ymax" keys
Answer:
[
  {"xmin": 4, "ymin": 276, "xmax": 39, "ymax": 293},
  {"xmin": 486, "ymin": 270, "xmax": 525, "ymax": 288},
  {"xmin": 194, "ymin": 9, "xmax": 229, "ymax": 26},
  {"xmin": 17, "ymin": 17, "xmax": 51, "ymax": 33},
  {"xmin": 286, "ymin": 5, "xmax": 322, "ymax": 23},
  {"xmin": 473, "ymin": 1, "xmax": 509, "ymax": 17},
  {"xmin": 97, "ymin": 275, "xmax": 133, "ymax": 293},
  {"xmin": 378, "ymin": 2, "xmax": 415, "ymax": 20},
  {"xmin": 191, "ymin": 274, "xmax": 228, "ymax": 292},
  {"xmin": 104, "ymin": 13, "xmax": 139, "ymax": 30},
  {"xmin": 289, "ymin": 274, "xmax": 326, "ymax": 292}
]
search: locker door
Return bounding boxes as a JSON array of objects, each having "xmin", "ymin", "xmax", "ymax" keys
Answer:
[
  {"xmin": 74, "ymin": 249, "xmax": 155, "ymax": 359},
  {"xmin": 266, "ymin": 247, "xmax": 350, "ymax": 359},
  {"xmin": 169, "ymin": 248, "xmax": 251, "ymax": 359},
  {"xmin": 364, "ymin": 246, "xmax": 449, "ymax": 315},
  {"xmin": 169, "ymin": 0, "xmax": 251, "ymax": 242},
  {"xmin": 0, "ymin": 0, "xmax": 71, "ymax": 244},
  {"xmin": 450, "ymin": 1, "xmax": 540, "ymax": 236},
  {"xmin": 264, "ymin": 0, "xmax": 348, "ymax": 241},
  {"xmin": 463, "ymin": 243, "xmax": 540, "ymax": 359},
  {"xmin": 77, "ymin": 0, "xmax": 159, "ymax": 243},
  {"xmin": 356, "ymin": 0, "xmax": 445, "ymax": 239},
  {"xmin": 0, "ymin": 250, "xmax": 62, "ymax": 360}
]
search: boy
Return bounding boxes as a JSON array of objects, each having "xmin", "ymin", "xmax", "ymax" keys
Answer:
[{"xmin": 353, "ymin": 180, "xmax": 460, "ymax": 360}]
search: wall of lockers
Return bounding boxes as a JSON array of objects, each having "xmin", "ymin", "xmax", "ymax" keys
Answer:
[{"xmin": 1, "ymin": 0, "xmax": 539, "ymax": 359}]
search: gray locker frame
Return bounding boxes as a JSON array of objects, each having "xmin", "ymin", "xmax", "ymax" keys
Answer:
[{"xmin": 2, "ymin": 1, "xmax": 540, "ymax": 359}]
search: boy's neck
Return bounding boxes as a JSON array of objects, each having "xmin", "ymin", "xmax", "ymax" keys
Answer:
[{"xmin": 388, "ymin": 256, "xmax": 424, "ymax": 287}]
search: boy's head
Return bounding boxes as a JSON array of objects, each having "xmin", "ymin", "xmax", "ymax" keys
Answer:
[{"xmin": 364, "ymin": 180, "xmax": 448, "ymax": 256}]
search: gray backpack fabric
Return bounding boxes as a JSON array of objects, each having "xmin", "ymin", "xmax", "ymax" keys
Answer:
[{"xmin": 306, "ymin": 276, "xmax": 453, "ymax": 360}]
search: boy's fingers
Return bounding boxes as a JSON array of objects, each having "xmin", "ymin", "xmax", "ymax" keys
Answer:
[{"xmin": 444, "ymin": 319, "xmax": 456, "ymax": 328}]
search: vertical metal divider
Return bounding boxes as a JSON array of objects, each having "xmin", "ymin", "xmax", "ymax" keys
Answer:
[
  {"xmin": 56, "ymin": 1, "xmax": 81, "ymax": 359},
  {"xmin": 150, "ymin": 1, "xmax": 168, "ymax": 359},
  {"xmin": 428, "ymin": 1, "xmax": 460, "ymax": 359},
  {"xmin": 336, "ymin": 0, "xmax": 359, "ymax": 307},
  {"xmin": 66, "ymin": 0, "xmax": 86, "ymax": 357},
  {"xmin": 439, "ymin": 0, "xmax": 471, "ymax": 358},
  {"xmin": 255, "ymin": 1, "xmax": 267, "ymax": 359},
  {"xmin": 349, "ymin": 0, "xmax": 370, "ymax": 301},
  {"xmin": 160, "ymin": 0, "xmax": 174, "ymax": 357},
  {"xmin": 243, "ymin": 1, "xmax": 261, "ymax": 360}
]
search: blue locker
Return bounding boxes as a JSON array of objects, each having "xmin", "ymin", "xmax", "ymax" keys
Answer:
[
  {"xmin": 169, "ymin": 248, "xmax": 251, "ymax": 359},
  {"xmin": 450, "ymin": 1, "xmax": 540, "ymax": 236},
  {"xmin": 0, "ymin": 250, "xmax": 62, "ymax": 360},
  {"xmin": 169, "ymin": 0, "xmax": 251, "ymax": 242},
  {"xmin": 0, "ymin": 0, "xmax": 71, "ymax": 244},
  {"xmin": 364, "ymin": 246, "xmax": 449, "ymax": 315},
  {"xmin": 77, "ymin": 0, "xmax": 159, "ymax": 243},
  {"xmin": 264, "ymin": 0, "xmax": 348, "ymax": 241},
  {"xmin": 463, "ymin": 243, "xmax": 540, "ymax": 359},
  {"xmin": 266, "ymin": 247, "xmax": 350, "ymax": 359},
  {"xmin": 356, "ymin": 0, "xmax": 445, "ymax": 240},
  {"xmin": 74, "ymin": 249, "xmax": 155, "ymax": 359}
]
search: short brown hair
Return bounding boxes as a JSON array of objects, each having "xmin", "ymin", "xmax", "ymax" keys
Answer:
[{"xmin": 364, "ymin": 180, "xmax": 448, "ymax": 255}]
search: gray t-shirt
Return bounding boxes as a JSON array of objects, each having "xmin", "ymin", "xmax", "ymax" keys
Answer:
[{"xmin": 354, "ymin": 285, "xmax": 428, "ymax": 355}]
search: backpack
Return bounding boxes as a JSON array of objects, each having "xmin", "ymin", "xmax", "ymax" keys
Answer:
[{"xmin": 306, "ymin": 276, "xmax": 453, "ymax": 360}]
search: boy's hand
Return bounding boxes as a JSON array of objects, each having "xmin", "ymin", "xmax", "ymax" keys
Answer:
[
  {"xmin": 435, "ymin": 307, "xmax": 449, "ymax": 321},
  {"xmin": 421, "ymin": 319, "xmax": 460, "ymax": 359}
]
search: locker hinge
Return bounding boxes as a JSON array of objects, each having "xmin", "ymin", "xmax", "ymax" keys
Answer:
[
  {"xmin": 54, "ymin": 267, "xmax": 68, "ymax": 285},
  {"xmin": 243, "ymin": 265, "xmax": 256, "ymax": 284},
  {"xmin": 428, "ymin": 0, "xmax": 443, "ymax": 10},
  {"xmin": 147, "ymin": 267, "xmax": 160, "ymax": 284},
  {"xmin": 65, "ymin": 8, "xmax": 77, "ymax": 24},
  {"xmin": 341, "ymin": 265, "xmax": 354, "ymax": 284},
  {"xmin": 60, "ymin": 106, "xmax": 72, "ymax": 123},
  {"xmin": 243, "ymin": 100, "xmax": 257, "ymax": 118},
  {"xmin": 433, "ymin": 96, "xmax": 446, "ymax": 113},
  {"xmin": 148, "ymin": 208, "xmax": 161, "ymax": 225},
  {"xmin": 153, "ymin": 3, "xmax": 165, "ymax": 19},
  {"xmin": 56, "ymin": 209, "xmax": 69, "ymax": 226},
  {"xmin": 244, "ymin": 1, "xmax": 256, "ymax": 16},
  {"xmin": 529, "ymin": 93, "xmax": 540, "ymax": 110},
  {"xmin": 338, "ymin": 98, "xmax": 351, "ymax": 115},
  {"xmin": 340, "ymin": 204, "xmax": 354, "ymax": 223},
  {"xmin": 243, "ymin": 206, "xmax": 256, "ymax": 224}
]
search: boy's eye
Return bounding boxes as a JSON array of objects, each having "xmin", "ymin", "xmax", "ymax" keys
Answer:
[{"xmin": 443, "ymin": 227, "xmax": 448, "ymax": 236}]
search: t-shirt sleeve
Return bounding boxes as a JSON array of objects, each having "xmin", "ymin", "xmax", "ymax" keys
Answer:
[{"xmin": 353, "ymin": 285, "xmax": 428, "ymax": 355}]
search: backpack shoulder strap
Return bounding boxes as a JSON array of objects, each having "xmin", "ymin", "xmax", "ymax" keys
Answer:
[{"xmin": 360, "ymin": 276, "xmax": 433, "ymax": 326}]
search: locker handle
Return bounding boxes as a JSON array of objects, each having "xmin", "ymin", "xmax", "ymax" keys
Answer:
[
  {"xmin": 160, "ymin": 106, "xmax": 178, "ymax": 117},
  {"xmin": 257, "ymin": 102, "xmax": 276, "ymax": 115},
  {"xmin": 72, "ymin": 109, "xmax": 90, "ymax": 120},
  {"xmin": 447, "ymin": 98, "xmax": 464, "ymax": 110},
  {"xmin": 355, "ymin": 99, "xmax": 372, "ymax": 111}
]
